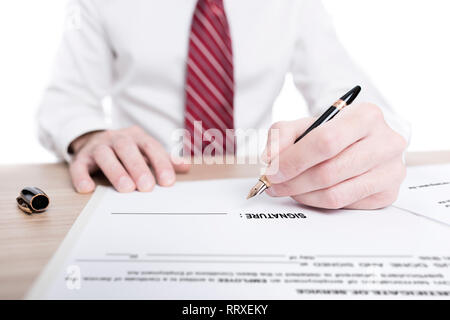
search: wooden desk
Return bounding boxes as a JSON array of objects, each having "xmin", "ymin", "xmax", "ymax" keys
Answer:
[{"xmin": 1, "ymin": 151, "xmax": 449, "ymax": 299}]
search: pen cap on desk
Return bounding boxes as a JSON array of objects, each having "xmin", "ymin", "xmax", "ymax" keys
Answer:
[{"xmin": 16, "ymin": 187, "xmax": 50, "ymax": 214}]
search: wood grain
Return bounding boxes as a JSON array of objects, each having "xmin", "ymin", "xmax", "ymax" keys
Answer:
[{"xmin": 0, "ymin": 151, "xmax": 449, "ymax": 299}]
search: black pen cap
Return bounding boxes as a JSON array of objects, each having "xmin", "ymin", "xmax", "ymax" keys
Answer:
[
  {"xmin": 16, "ymin": 187, "xmax": 50, "ymax": 214},
  {"xmin": 340, "ymin": 85, "xmax": 361, "ymax": 106}
]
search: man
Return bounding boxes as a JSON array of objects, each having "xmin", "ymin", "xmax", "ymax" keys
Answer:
[{"xmin": 38, "ymin": 0, "xmax": 410, "ymax": 209}]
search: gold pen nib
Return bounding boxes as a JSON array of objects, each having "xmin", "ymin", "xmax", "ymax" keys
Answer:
[{"xmin": 246, "ymin": 176, "xmax": 270, "ymax": 200}]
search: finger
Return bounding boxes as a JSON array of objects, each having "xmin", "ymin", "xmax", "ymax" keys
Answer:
[
  {"xmin": 69, "ymin": 157, "xmax": 96, "ymax": 193},
  {"xmin": 291, "ymin": 158, "xmax": 406, "ymax": 209},
  {"xmin": 261, "ymin": 118, "xmax": 315, "ymax": 164},
  {"xmin": 112, "ymin": 136, "xmax": 155, "ymax": 192},
  {"xmin": 93, "ymin": 145, "xmax": 136, "ymax": 192},
  {"xmin": 345, "ymin": 189, "xmax": 400, "ymax": 210},
  {"xmin": 138, "ymin": 137, "xmax": 176, "ymax": 186},
  {"xmin": 266, "ymin": 103, "xmax": 383, "ymax": 184},
  {"xmin": 171, "ymin": 157, "xmax": 192, "ymax": 173},
  {"xmin": 268, "ymin": 132, "xmax": 406, "ymax": 197}
]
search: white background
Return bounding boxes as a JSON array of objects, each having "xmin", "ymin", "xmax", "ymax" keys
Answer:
[{"xmin": 0, "ymin": 0, "xmax": 449, "ymax": 164}]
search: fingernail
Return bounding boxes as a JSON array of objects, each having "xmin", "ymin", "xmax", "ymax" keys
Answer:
[
  {"xmin": 77, "ymin": 180, "xmax": 93, "ymax": 193},
  {"xmin": 160, "ymin": 170, "xmax": 175, "ymax": 185},
  {"xmin": 171, "ymin": 156, "xmax": 190, "ymax": 166},
  {"xmin": 137, "ymin": 174, "xmax": 153, "ymax": 192},
  {"xmin": 266, "ymin": 188, "xmax": 277, "ymax": 197},
  {"xmin": 118, "ymin": 176, "xmax": 135, "ymax": 192}
]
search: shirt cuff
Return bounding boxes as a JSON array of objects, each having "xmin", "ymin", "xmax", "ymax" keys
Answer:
[{"xmin": 56, "ymin": 115, "xmax": 109, "ymax": 162}]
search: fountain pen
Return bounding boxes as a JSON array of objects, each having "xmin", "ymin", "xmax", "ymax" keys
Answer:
[{"xmin": 247, "ymin": 85, "xmax": 362, "ymax": 200}]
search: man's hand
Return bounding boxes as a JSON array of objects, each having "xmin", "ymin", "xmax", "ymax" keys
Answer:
[
  {"xmin": 263, "ymin": 103, "xmax": 407, "ymax": 210},
  {"xmin": 69, "ymin": 126, "xmax": 191, "ymax": 193}
]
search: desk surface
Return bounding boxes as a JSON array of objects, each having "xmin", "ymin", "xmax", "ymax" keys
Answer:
[{"xmin": 1, "ymin": 151, "xmax": 450, "ymax": 299}]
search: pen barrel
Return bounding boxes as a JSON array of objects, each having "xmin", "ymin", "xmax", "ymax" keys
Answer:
[{"xmin": 294, "ymin": 106, "xmax": 339, "ymax": 143}]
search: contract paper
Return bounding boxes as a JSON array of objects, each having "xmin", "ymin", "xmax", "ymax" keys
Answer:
[
  {"xmin": 395, "ymin": 164, "xmax": 450, "ymax": 226},
  {"xmin": 28, "ymin": 177, "xmax": 450, "ymax": 299}
]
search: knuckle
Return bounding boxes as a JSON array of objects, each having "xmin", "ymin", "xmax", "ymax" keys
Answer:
[
  {"xmin": 315, "ymin": 162, "xmax": 335, "ymax": 187},
  {"xmin": 113, "ymin": 136, "xmax": 133, "ymax": 152},
  {"xmin": 69, "ymin": 160, "xmax": 80, "ymax": 172},
  {"xmin": 93, "ymin": 144, "xmax": 110, "ymax": 158},
  {"xmin": 363, "ymin": 103, "xmax": 384, "ymax": 122},
  {"xmin": 113, "ymin": 174, "xmax": 129, "ymax": 186},
  {"xmin": 71, "ymin": 157, "xmax": 85, "ymax": 168},
  {"xmin": 316, "ymin": 131, "xmax": 336, "ymax": 158},
  {"xmin": 102, "ymin": 130, "xmax": 115, "ymax": 140},
  {"xmin": 143, "ymin": 137, "xmax": 163, "ymax": 154},
  {"xmin": 273, "ymin": 183, "xmax": 290, "ymax": 197},
  {"xmin": 279, "ymin": 153, "xmax": 301, "ymax": 178},
  {"xmin": 361, "ymin": 181, "xmax": 377, "ymax": 198},
  {"xmin": 393, "ymin": 132, "xmax": 408, "ymax": 151},
  {"xmin": 141, "ymin": 139, "xmax": 154, "ymax": 152},
  {"xmin": 128, "ymin": 159, "xmax": 146, "ymax": 174},
  {"xmin": 129, "ymin": 125, "xmax": 143, "ymax": 134},
  {"xmin": 153, "ymin": 157, "xmax": 172, "ymax": 171},
  {"xmin": 324, "ymin": 188, "xmax": 345, "ymax": 209}
]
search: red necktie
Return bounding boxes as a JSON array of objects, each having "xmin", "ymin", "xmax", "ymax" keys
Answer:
[{"xmin": 184, "ymin": 0, "xmax": 234, "ymax": 156}]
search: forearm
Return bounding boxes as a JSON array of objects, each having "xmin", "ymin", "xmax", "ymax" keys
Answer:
[{"xmin": 37, "ymin": 0, "xmax": 113, "ymax": 161}]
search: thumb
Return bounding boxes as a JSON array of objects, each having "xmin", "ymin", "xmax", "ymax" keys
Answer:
[{"xmin": 261, "ymin": 117, "xmax": 315, "ymax": 164}]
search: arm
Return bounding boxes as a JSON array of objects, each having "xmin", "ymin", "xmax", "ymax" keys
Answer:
[
  {"xmin": 37, "ymin": 0, "xmax": 112, "ymax": 162},
  {"xmin": 37, "ymin": 0, "xmax": 190, "ymax": 193}
]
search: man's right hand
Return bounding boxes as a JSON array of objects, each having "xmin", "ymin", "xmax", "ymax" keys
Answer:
[{"xmin": 69, "ymin": 126, "xmax": 191, "ymax": 194}]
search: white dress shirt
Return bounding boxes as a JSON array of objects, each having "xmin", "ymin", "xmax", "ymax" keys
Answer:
[{"xmin": 37, "ymin": 0, "xmax": 411, "ymax": 161}]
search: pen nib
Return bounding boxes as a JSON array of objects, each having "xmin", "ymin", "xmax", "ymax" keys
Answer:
[
  {"xmin": 246, "ymin": 179, "xmax": 269, "ymax": 200},
  {"xmin": 246, "ymin": 189, "xmax": 257, "ymax": 200}
]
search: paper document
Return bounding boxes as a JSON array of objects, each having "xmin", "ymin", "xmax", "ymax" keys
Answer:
[
  {"xmin": 395, "ymin": 164, "xmax": 450, "ymax": 226},
  {"xmin": 28, "ymin": 177, "xmax": 450, "ymax": 299}
]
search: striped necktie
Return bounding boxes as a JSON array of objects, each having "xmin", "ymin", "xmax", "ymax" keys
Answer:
[{"xmin": 184, "ymin": 0, "xmax": 235, "ymax": 156}]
